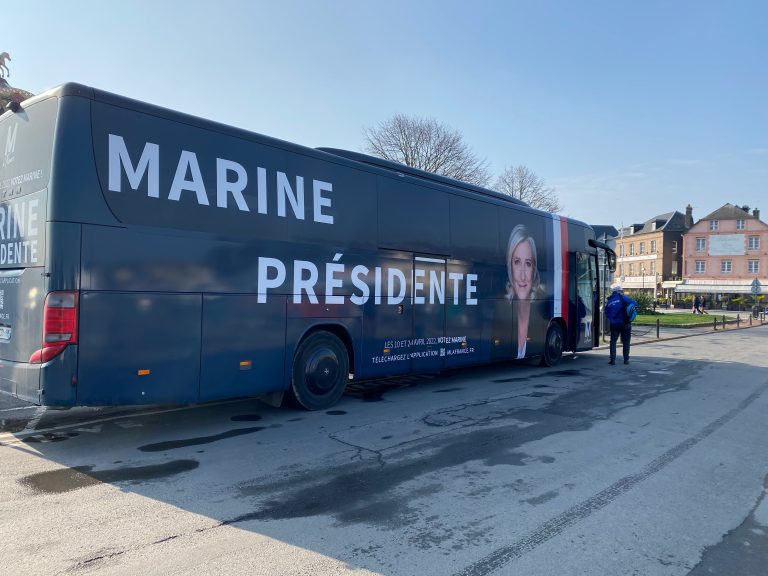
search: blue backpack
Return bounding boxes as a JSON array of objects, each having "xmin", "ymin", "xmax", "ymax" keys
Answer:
[{"xmin": 624, "ymin": 300, "xmax": 638, "ymax": 323}]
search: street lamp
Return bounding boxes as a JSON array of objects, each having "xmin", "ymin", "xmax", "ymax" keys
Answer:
[{"xmin": 641, "ymin": 266, "xmax": 646, "ymax": 292}]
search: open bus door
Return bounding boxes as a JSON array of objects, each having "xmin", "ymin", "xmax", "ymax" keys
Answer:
[
  {"xmin": 574, "ymin": 252, "xmax": 597, "ymax": 350},
  {"xmin": 588, "ymin": 239, "xmax": 617, "ymax": 346}
]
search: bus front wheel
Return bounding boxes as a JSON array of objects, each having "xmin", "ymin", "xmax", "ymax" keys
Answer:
[
  {"xmin": 540, "ymin": 323, "xmax": 564, "ymax": 367},
  {"xmin": 290, "ymin": 331, "xmax": 349, "ymax": 410}
]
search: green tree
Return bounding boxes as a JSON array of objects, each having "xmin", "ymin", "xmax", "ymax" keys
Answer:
[{"xmin": 626, "ymin": 291, "xmax": 654, "ymax": 314}]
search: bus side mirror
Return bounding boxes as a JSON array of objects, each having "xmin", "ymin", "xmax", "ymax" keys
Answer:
[{"xmin": 607, "ymin": 251, "xmax": 616, "ymax": 273}]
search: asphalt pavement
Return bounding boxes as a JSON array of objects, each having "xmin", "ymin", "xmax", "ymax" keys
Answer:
[{"xmin": 1, "ymin": 324, "xmax": 768, "ymax": 576}]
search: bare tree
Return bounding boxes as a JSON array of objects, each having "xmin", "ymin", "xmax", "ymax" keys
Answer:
[
  {"xmin": 363, "ymin": 114, "xmax": 491, "ymax": 187},
  {"xmin": 494, "ymin": 165, "xmax": 562, "ymax": 213}
]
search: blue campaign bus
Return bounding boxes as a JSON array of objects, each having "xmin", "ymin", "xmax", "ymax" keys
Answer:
[{"xmin": 0, "ymin": 84, "xmax": 615, "ymax": 410}]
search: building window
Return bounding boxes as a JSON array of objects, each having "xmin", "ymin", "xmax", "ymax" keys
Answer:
[
  {"xmin": 629, "ymin": 263, "xmax": 634, "ymax": 276},
  {"xmin": 748, "ymin": 260, "xmax": 760, "ymax": 274},
  {"xmin": 619, "ymin": 264, "xmax": 624, "ymax": 276},
  {"xmin": 736, "ymin": 219, "xmax": 745, "ymax": 230},
  {"xmin": 671, "ymin": 241, "xmax": 678, "ymax": 254},
  {"xmin": 650, "ymin": 240, "xmax": 656, "ymax": 253},
  {"xmin": 650, "ymin": 261, "xmax": 656, "ymax": 275},
  {"xmin": 695, "ymin": 237, "xmax": 705, "ymax": 251},
  {"xmin": 639, "ymin": 242, "xmax": 645, "ymax": 254},
  {"xmin": 721, "ymin": 260, "xmax": 732, "ymax": 273},
  {"xmin": 748, "ymin": 236, "xmax": 760, "ymax": 250},
  {"xmin": 619, "ymin": 244, "xmax": 624, "ymax": 257},
  {"xmin": 709, "ymin": 220, "xmax": 719, "ymax": 231},
  {"xmin": 695, "ymin": 261, "xmax": 705, "ymax": 273},
  {"xmin": 629, "ymin": 244, "xmax": 635, "ymax": 256},
  {"xmin": 671, "ymin": 261, "xmax": 678, "ymax": 276}
]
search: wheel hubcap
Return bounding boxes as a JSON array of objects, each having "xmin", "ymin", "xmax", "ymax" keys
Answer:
[{"xmin": 304, "ymin": 348, "xmax": 340, "ymax": 394}]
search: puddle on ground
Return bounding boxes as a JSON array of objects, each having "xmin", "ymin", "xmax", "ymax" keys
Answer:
[
  {"xmin": 344, "ymin": 375, "xmax": 435, "ymax": 402},
  {"xmin": 137, "ymin": 427, "xmax": 267, "ymax": 452},
  {"xmin": 0, "ymin": 419, "xmax": 31, "ymax": 434},
  {"xmin": 231, "ymin": 414, "xmax": 262, "ymax": 422},
  {"xmin": 548, "ymin": 370, "xmax": 582, "ymax": 377},
  {"xmin": 22, "ymin": 431, "xmax": 79, "ymax": 444},
  {"xmin": 21, "ymin": 459, "xmax": 199, "ymax": 494}
]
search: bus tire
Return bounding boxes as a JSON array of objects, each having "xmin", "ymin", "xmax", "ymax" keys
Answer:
[
  {"xmin": 289, "ymin": 331, "xmax": 349, "ymax": 410},
  {"xmin": 540, "ymin": 322, "xmax": 564, "ymax": 367}
]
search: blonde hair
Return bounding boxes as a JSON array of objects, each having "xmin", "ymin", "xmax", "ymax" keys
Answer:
[{"xmin": 505, "ymin": 224, "xmax": 540, "ymax": 301}]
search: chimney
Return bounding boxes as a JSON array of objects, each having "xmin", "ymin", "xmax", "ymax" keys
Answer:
[
  {"xmin": 754, "ymin": 208, "xmax": 761, "ymax": 221},
  {"xmin": 685, "ymin": 204, "xmax": 693, "ymax": 229}
]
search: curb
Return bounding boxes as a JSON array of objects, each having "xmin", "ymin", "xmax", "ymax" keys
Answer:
[{"xmin": 596, "ymin": 319, "xmax": 768, "ymax": 350}]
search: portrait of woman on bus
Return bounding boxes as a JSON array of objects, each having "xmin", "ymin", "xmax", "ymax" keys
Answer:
[{"xmin": 505, "ymin": 224, "xmax": 541, "ymax": 359}]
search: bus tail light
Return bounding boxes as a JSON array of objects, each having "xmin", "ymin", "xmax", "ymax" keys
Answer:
[{"xmin": 29, "ymin": 291, "xmax": 79, "ymax": 364}]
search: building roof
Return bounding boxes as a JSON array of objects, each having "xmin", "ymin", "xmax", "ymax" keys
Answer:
[
  {"xmin": 591, "ymin": 225, "xmax": 618, "ymax": 240},
  {"xmin": 618, "ymin": 211, "xmax": 687, "ymax": 237},
  {"xmin": 700, "ymin": 203, "xmax": 755, "ymax": 221}
]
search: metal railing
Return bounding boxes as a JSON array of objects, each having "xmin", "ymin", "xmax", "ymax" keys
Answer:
[{"xmin": 600, "ymin": 307, "xmax": 767, "ymax": 344}]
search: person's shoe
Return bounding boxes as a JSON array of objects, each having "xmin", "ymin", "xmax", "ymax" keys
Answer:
[
  {"xmin": 609, "ymin": 360, "xmax": 615, "ymax": 365},
  {"xmin": 623, "ymin": 359, "xmax": 629, "ymax": 364}
]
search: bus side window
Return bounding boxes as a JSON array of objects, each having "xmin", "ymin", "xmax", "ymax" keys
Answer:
[
  {"xmin": 377, "ymin": 178, "xmax": 449, "ymax": 254},
  {"xmin": 450, "ymin": 196, "xmax": 499, "ymax": 261}
]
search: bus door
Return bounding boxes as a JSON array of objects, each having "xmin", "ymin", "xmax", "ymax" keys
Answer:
[
  {"xmin": 363, "ymin": 251, "xmax": 413, "ymax": 378},
  {"xmin": 574, "ymin": 252, "xmax": 597, "ymax": 350},
  {"xmin": 411, "ymin": 255, "xmax": 447, "ymax": 373}
]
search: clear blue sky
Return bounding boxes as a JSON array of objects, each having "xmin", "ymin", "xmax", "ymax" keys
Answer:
[{"xmin": 6, "ymin": 0, "xmax": 766, "ymax": 227}]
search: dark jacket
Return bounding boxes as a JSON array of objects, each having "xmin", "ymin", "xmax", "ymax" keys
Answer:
[{"xmin": 605, "ymin": 292, "xmax": 637, "ymax": 326}]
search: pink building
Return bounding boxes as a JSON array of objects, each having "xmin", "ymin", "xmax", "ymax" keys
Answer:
[{"xmin": 678, "ymin": 204, "xmax": 767, "ymax": 303}]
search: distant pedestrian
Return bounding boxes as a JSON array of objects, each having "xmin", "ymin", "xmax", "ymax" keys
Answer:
[
  {"xmin": 700, "ymin": 296, "xmax": 708, "ymax": 314},
  {"xmin": 605, "ymin": 283, "xmax": 638, "ymax": 365},
  {"xmin": 693, "ymin": 295, "xmax": 702, "ymax": 314}
]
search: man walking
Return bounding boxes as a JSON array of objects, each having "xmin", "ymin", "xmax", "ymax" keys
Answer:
[{"xmin": 605, "ymin": 283, "xmax": 638, "ymax": 365}]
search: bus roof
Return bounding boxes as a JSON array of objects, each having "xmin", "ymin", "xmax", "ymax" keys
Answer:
[
  {"xmin": 23, "ymin": 83, "xmax": 591, "ymax": 231},
  {"xmin": 316, "ymin": 148, "xmax": 529, "ymax": 208}
]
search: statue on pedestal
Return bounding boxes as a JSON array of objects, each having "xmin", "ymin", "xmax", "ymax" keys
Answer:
[{"xmin": 0, "ymin": 52, "xmax": 34, "ymax": 112}]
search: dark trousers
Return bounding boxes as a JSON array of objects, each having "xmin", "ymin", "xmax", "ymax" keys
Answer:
[{"xmin": 610, "ymin": 323, "xmax": 632, "ymax": 362}]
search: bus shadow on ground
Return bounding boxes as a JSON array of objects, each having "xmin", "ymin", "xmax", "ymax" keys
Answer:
[{"xmin": 4, "ymin": 341, "xmax": 768, "ymax": 574}]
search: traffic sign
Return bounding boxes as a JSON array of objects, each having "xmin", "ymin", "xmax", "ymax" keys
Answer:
[{"xmin": 751, "ymin": 278, "xmax": 761, "ymax": 294}]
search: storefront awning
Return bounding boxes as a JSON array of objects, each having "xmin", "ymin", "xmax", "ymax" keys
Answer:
[{"xmin": 674, "ymin": 283, "xmax": 762, "ymax": 294}]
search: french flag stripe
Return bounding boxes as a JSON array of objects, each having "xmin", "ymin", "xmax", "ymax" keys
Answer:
[
  {"xmin": 552, "ymin": 215, "xmax": 569, "ymax": 324},
  {"xmin": 552, "ymin": 216, "xmax": 562, "ymax": 317}
]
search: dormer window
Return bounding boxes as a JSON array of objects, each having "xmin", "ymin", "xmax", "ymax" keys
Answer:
[
  {"xmin": 709, "ymin": 220, "xmax": 719, "ymax": 231},
  {"xmin": 736, "ymin": 219, "xmax": 745, "ymax": 230}
]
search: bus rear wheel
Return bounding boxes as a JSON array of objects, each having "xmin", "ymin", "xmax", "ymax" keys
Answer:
[
  {"xmin": 540, "ymin": 322, "xmax": 564, "ymax": 367},
  {"xmin": 290, "ymin": 331, "xmax": 349, "ymax": 410}
]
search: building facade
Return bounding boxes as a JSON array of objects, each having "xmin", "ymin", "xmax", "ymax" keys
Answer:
[
  {"xmin": 677, "ymin": 204, "xmax": 767, "ymax": 304},
  {"xmin": 614, "ymin": 209, "xmax": 690, "ymax": 298}
]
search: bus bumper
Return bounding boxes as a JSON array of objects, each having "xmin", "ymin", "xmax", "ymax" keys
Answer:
[{"xmin": 0, "ymin": 346, "xmax": 78, "ymax": 407}]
